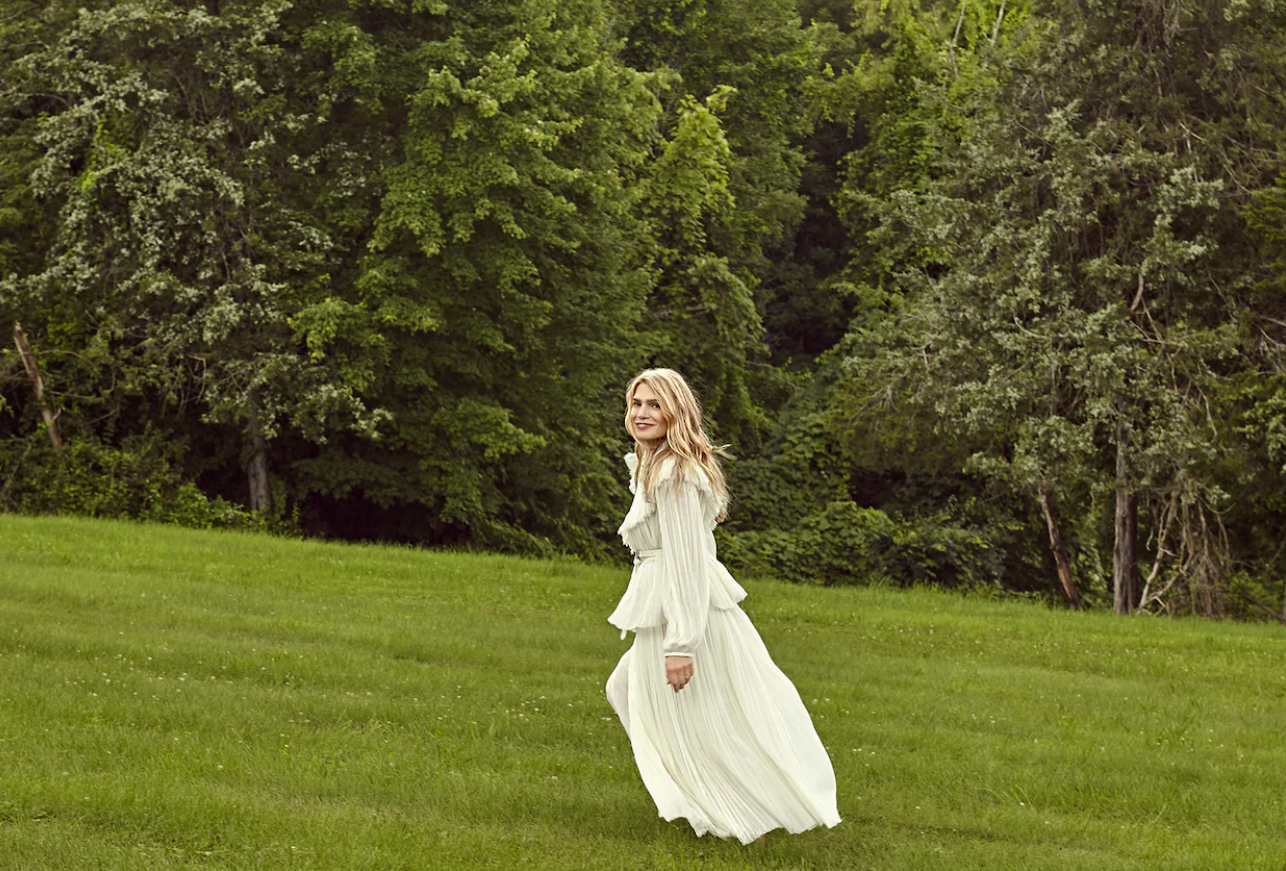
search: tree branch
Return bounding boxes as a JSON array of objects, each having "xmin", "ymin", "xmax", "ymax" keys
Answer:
[
  {"xmin": 13, "ymin": 322, "xmax": 62, "ymax": 449},
  {"xmin": 948, "ymin": 0, "xmax": 967, "ymax": 79}
]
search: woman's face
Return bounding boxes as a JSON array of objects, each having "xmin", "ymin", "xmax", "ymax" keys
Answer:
[{"xmin": 630, "ymin": 382, "xmax": 669, "ymax": 442}]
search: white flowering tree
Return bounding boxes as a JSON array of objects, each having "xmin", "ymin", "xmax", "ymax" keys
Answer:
[{"xmin": 8, "ymin": 0, "xmax": 388, "ymax": 512}]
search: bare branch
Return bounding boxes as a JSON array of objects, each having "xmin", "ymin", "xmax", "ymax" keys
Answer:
[
  {"xmin": 948, "ymin": 0, "xmax": 967, "ymax": 79},
  {"xmin": 1129, "ymin": 273, "xmax": 1145, "ymax": 312},
  {"xmin": 981, "ymin": 0, "xmax": 1007, "ymax": 69},
  {"xmin": 13, "ymin": 322, "xmax": 63, "ymax": 449}
]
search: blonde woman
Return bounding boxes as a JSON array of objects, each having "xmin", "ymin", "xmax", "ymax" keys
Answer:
[{"xmin": 605, "ymin": 368, "xmax": 840, "ymax": 844}]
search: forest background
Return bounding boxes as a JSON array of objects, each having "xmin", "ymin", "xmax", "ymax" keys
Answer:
[{"xmin": 5, "ymin": 0, "xmax": 1286, "ymax": 619}]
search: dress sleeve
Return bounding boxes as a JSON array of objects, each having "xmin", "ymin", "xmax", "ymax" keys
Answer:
[{"xmin": 655, "ymin": 471, "xmax": 711, "ymax": 658}]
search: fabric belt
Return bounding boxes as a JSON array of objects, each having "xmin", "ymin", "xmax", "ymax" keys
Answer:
[{"xmin": 632, "ymin": 547, "xmax": 662, "ymax": 567}]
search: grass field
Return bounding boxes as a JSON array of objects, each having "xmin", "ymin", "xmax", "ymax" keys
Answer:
[{"xmin": 1, "ymin": 513, "xmax": 1285, "ymax": 870}]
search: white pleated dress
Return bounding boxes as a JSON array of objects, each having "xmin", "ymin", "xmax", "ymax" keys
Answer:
[{"xmin": 606, "ymin": 454, "xmax": 840, "ymax": 844}]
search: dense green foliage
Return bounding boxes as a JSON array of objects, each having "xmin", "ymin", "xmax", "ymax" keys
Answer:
[
  {"xmin": 5, "ymin": 0, "xmax": 1286, "ymax": 616},
  {"xmin": 830, "ymin": 0, "xmax": 1286, "ymax": 616}
]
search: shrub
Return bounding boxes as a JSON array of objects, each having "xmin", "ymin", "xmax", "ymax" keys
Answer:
[
  {"xmin": 0, "ymin": 434, "xmax": 292, "ymax": 533},
  {"xmin": 717, "ymin": 501, "xmax": 1002, "ymax": 589}
]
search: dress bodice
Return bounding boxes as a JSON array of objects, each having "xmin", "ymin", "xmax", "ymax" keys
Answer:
[{"xmin": 609, "ymin": 453, "xmax": 747, "ymax": 656}]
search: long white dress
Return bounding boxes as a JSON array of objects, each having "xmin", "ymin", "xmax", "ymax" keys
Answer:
[{"xmin": 605, "ymin": 453, "xmax": 841, "ymax": 844}]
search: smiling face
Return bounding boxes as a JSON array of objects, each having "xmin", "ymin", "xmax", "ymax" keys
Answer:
[{"xmin": 629, "ymin": 381, "xmax": 669, "ymax": 442}]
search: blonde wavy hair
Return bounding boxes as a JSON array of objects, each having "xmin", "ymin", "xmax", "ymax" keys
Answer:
[{"xmin": 624, "ymin": 368, "xmax": 729, "ymax": 519}]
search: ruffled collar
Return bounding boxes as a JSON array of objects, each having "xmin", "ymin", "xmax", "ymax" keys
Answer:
[
  {"xmin": 624, "ymin": 452, "xmax": 639, "ymax": 494},
  {"xmin": 617, "ymin": 452, "xmax": 653, "ymax": 542},
  {"xmin": 623, "ymin": 452, "xmax": 716, "ymax": 497},
  {"xmin": 617, "ymin": 452, "xmax": 723, "ymax": 545}
]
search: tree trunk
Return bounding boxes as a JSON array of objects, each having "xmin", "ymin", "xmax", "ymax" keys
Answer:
[
  {"xmin": 1038, "ymin": 487, "xmax": 1081, "ymax": 609},
  {"xmin": 1112, "ymin": 435, "xmax": 1138, "ymax": 615},
  {"xmin": 246, "ymin": 416, "xmax": 271, "ymax": 514},
  {"xmin": 13, "ymin": 322, "xmax": 62, "ymax": 449}
]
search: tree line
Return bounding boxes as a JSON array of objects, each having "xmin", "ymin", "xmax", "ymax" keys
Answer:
[{"xmin": 4, "ymin": 0, "xmax": 1286, "ymax": 619}]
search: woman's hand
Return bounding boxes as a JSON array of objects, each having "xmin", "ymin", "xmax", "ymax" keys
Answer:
[{"xmin": 665, "ymin": 655, "xmax": 694, "ymax": 693}]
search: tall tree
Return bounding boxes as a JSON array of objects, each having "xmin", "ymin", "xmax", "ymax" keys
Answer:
[
  {"xmin": 613, "ymin": 0, "xmax": 827, "ymax": 438},
  {"xmin": 837, "ymin": 0, "xmax": 1286, "ymax": 613},
  {"xmin": 0, "ymin": 1, "xmax": 64, "ymax": 427},
  {"xmin": 5, "ymin": 0, "xmax": 660, "ymax": 553},
  {"xmin": 5, "ymin": 0, "xmax": 388, "ymax": 512},
  {"xmin": 283, "ymin": 0, "xmax": 660, "ymax": 552}
]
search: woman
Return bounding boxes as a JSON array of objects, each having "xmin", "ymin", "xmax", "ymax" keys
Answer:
[{"xmin": 605, "ymin": 368, "xmax": 840, "ymax": 844}]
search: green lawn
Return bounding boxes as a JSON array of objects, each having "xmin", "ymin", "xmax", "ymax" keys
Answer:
[{"xmin": 1, "ymin": 514, "xmax": 1284, "ymax": 870}]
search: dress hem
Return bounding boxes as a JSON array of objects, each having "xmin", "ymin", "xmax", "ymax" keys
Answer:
[{"xmin": 661, "ymin": 810, "xmax": 843, "ymax": 846}]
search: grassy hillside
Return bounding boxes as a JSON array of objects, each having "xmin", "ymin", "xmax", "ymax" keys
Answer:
[{"xmin": 1, "ymin": 514, "xmax": 1284, "ymax": 870}]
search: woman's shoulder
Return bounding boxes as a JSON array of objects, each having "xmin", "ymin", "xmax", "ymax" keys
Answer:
[{"xmin": 653, "ymin": 456, "xmax": 713, "ymax": 495}]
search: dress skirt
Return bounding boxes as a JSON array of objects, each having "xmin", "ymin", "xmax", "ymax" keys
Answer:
[{"xmin": 606, "ymin": 605, "xmax": 841, "ymax": 844}]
